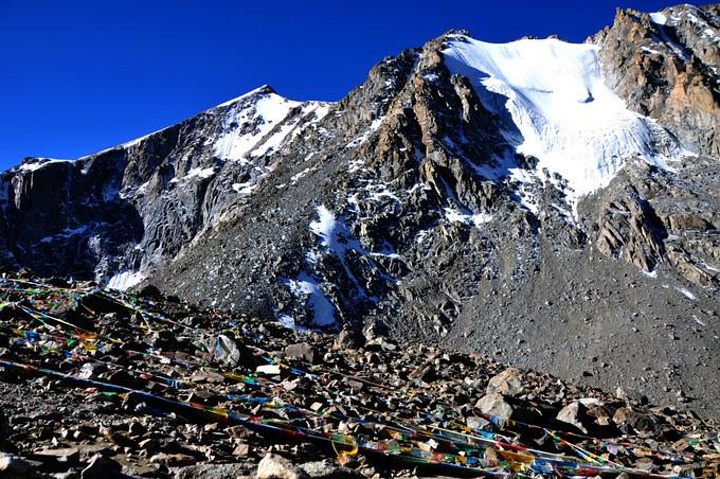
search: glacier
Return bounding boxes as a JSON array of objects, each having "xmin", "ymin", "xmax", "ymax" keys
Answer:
[{"xmin": 442, "ymin": 35, "xmax": 684, "ymax": 203}]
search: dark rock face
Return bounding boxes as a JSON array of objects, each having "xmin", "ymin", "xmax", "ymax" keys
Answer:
[{"xmin": 1, "ymin": 5, "xmax": 719, "ymax": 417}]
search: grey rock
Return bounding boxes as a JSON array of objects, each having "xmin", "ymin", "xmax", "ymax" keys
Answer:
[
  {"xmin": 0, "ymin": 453, "xmax": 41, "ymax": 478},
  {"xmin": 486, "ymin": 368, "xmax": 523, "ymax": 396},
  {"xmin": 556, "ymin": 402, "xmax": 589, "ymax": 434},
  {"xmin": 300, "ymin": 460, "xmax": 363, "ymax": 478},
  {"xmin": 256, "ymin": 453, "xmax": 308, "ymax": 479},
  {"xmin": 174, "ymin": 462, "xmax": 255, "ymax": 479},
  {"xmin": 475, "ymin": 393, "xmax": 513, "ymax": 420},
  {"xmin": 466, "ymin": 415, "xmax": 490, "ymax": 430},
  {"xmin": 214, "ymin": 334, "xmax": 241, "ymax": 368},
  {"xmin": 284, "ymin": 343, "xmax": 315, "ymax": 363},
  {"xmin": 81, "ymin": 454, "xmax": 105, "ymax": 479},
  {"xmin": 612, "ymin": 407, "xmax": 659, "ymax": 436}
]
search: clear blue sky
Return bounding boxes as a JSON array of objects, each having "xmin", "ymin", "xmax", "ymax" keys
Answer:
[{"xmin": 0, "ymin": 0, "xmax": 694, "ymax": 170}]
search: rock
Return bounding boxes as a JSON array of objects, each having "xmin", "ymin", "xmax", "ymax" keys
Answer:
[
  {"xmin": 81, "ymin": 454, "xmax": 106, "ymax": 479},
  {"xmin": 594, "ymin": 6, "xmax": 720, "ymax": 157},
  {"xmin": 214, "ymin": 334, "xmax": 242, "ymax": 368},
  {"xmin": 300, "ymin": 460, "xmax": 363, "ymax": 478},
  {"xmin": 149, "ymin": 453, "xmax": 196, "ymax": 466},
  {"xmin": 2, "ymin": 271, "xmax": 720, "ymax": 479},
  {"xmin": 232, "ymin": 443, "xmax": 249, "ymax": 458},
  {"xmin": 556, "ymin": 402, "xmax": 589, "ymax": 434},
  {"xmin": 333, "ymin": 326, "xmax": 363, "ymax": 350},
  {"xmin": 486, "ymin": 368, "xmax": 523, "ymax": 396},
  {"xmin": 612, "ymin": 407, "xmax": 658, "ymax": 435},
  {"xmin": 0, "ymin": 453, "xmax": 40, "ymax": 478},
  {"xmin": 32, "ymin": 447, "xmax": 81, "ymax": 471},
  {"xmin": 475, "ymin": 393, "xmax": 513, "ymax": 420},
  {"xmin": 587, "ymin": 405, "xmax": 614, "ymax": 426},
  {"xmin": 189, "ymin": 370, "xmax": 225, "ymax": 384},
  {"xmin": 466, "ymin": 415, "xmax": 490, "ymax": 430},
  {"xmin": 256, "ymin": 453, "xmax": 308, "ymax": 479},
  {"xmin": 175, "ymin": 462, "xmax": 256, "ymax": 479},
  {"xmin": 0, "ymin": 408, "xmax": 8, "ymax": 440},
  {"xmin": 256, "ymin": 365, "xmax": 282, "ymax": 376},
  {"xmin": 284, "ymin": 343, "xmax": 315, "ymax": 363},
  {"xmin": 594, "ymin": 193, "xmax": 665, "ymax": 273}
]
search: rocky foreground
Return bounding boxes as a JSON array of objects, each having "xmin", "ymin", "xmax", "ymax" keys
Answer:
[{"xmin": 0, "ymin": 274, "xmax": 718, "ymax": 478}]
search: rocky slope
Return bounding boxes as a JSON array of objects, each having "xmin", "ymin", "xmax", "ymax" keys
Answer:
[
  {"xmin": 1, "ymin": 3, "xmax": 719, "ymax": 421},
  {"xmin": 0, "ymin": 275, "xmax": 718, "ymax": 478}
]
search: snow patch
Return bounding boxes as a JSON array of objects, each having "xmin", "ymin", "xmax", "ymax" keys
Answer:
[
  {"xmin": 171, "ymin": 166, "xmax": 216, "ymax": 183},
  {"xmin": 345, "ymin": 117, "xmax": 384, "ymax": 149},
  {"xmin": 107, "ymin": 271, "xmax": 145, "ymax": 291},
  {"xmin": 348, "ymin": 159, "xmax": 365, "ymax": 174},
  {"xmin": 642, "ymin": 269, "xmax": 658, "ymax": 278},
  {"xmin": 676, "ymin": 287, "xmax": 696, "ymax": 300},
  {"xmin": 213, "ymin": 90, "xmax": 331, "ymax": 163},
  {"xmin": 291, "ymin": 167, "xmax": 314, "ymax": 185},
  {"xmin": 232, "ymin": 181, "xmax": 257, "ymax": 195},
  {"xmin": 276, "ymin": 314, "xmax": 308, "ymax": 332},
  {"xmin": 37, "ymin": 225, "xmax": 92, "ymax": 244},
  {"xmin": 310, "ymin": 205, "xmax": 338, "ymax": 250},
  {"xmin": 283, "ymin": 273, "xmax": 335, "ymax": 326},
  {"xmin": 649, "ymin": 12, "xmax": 668, "ymax": 25},
  {"xmin": 17, "ymin": 158, "xmax": 70, "ymax": 173},
  {"xmin": 213, "ymin": 93, "xmax": 301, "ymax": 162},
  {"xmin": 443, "ymin": 207, "xmax": 494, "ymax": 228}
]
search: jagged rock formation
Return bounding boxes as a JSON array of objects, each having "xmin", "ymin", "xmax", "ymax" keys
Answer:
[
  {"xmin": 593, "ymin": 4, "xmax": 720, "ymax": 156},
  {"xmin": 1, "ymin": 5, "xmax": 719, "ymax": 418}
]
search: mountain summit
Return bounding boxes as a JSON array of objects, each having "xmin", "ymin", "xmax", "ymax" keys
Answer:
[{"xmin": 1, "ymin": 4, "xmax": 719, "ymax": 416}]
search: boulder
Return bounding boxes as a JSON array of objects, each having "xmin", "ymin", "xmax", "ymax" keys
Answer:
[
  {"xmin": 612, "ymin": 407, "xmax": 659, "ymax": 436},
  {"xmin": 301, "ymin": 460, "xmax": 363, "ymax": 478},
  {"xmin": 486, "ymin": 368, "xmax": 523, "ymax": 396},
  {"xmin": 556, "ymin": 402, "xmax": 589, "ymax": 434},
  {"xmin": 214, "ymin": 334, "xmax": 242, "ymax": 368},
  {"xmin": 284, "ymin": 343, "xmax": 315, "ymax": 363},
  {"xmin": 175, "ymin": 462, "xmax": 256, "ymax": 479},
  {"xmin": 256, "ymin": 453, "xmax": 308, "ymax": 479},
  {"xmin": 0, "ymin": 454, "xmax": 41, "ymax": 478},
  {"xmin": 475, "ymin": 393, "xmax": 513, "ymax": 420}
]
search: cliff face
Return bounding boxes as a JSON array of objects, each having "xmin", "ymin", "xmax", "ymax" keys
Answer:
[
  {"xmin": 592, "ymin": 4, "xmax": 720, "ymax": 157},
  {"xmin": 0, "ymin": 86, "xmax": 330, "ymax": 286},
  {"xmin": 1, "ymin": 6, "xmax": 719, "ymax": 416}
]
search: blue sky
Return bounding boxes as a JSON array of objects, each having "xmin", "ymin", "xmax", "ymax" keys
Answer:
[{"xmin": 0, "ymin": 0, "xmax": 693, "ymax": 170}]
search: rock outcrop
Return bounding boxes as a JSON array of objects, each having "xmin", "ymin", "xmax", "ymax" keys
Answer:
[{"xmin": 592, "ymin": 4, "xmax": 720, "ymax": 157}]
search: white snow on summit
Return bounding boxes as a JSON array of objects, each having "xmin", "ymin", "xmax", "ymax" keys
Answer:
[
  {"xmin": 212, "ymin": 89, "xmax": 330, "ymax": 163},
  {"xmin": 443, "ymin": 35, "xmax": 683, "ymax": 202},
  {"xmin": 649, "ymin": 11, "xmax": 668, "ymax": 25}
]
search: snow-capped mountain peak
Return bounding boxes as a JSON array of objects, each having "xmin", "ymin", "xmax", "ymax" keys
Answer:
[
  {"xmin": 443, "ymin": 34, "xmax": 684, "ymax": 202},
  {"xmin": 211, "ymin": 86, "xmax": 330, "ymax": 163}
]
